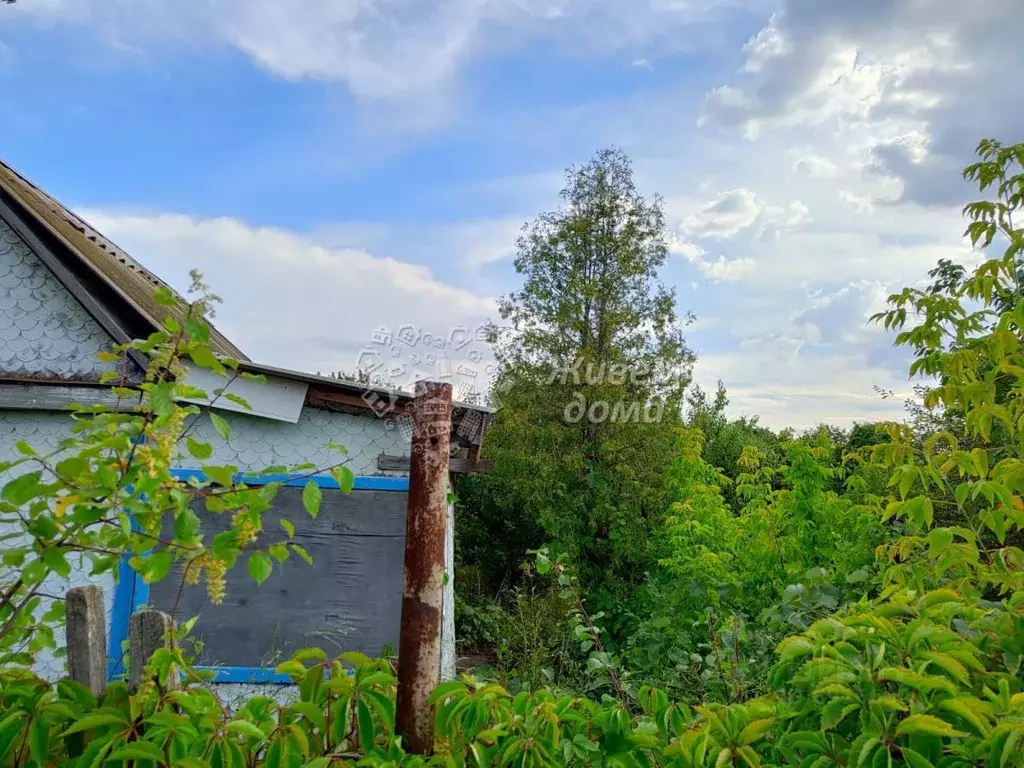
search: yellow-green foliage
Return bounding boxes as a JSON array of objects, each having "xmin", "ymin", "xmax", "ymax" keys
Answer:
[{"xmin": 2, "ymin": 140, "xmax": 1024, "ymax": 767}]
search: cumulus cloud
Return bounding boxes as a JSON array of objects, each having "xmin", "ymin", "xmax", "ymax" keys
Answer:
[
  {"xmin": 668, "ymin": 235, "xmax": 756, "ymax": 282},
  {"xmin": 699, "ymin": 254, "xmax": 757, "ymax": 282},
  {"xmin": 792, "ymin": 154, "xmax": 838, "ymax": 178},
  {"xmin": 838, "ymin": 190, "xmax": 875, "ymax": 215},
  {"xmin": 683, "ymin": 189, "xmax": 763, "ymax": 238},
  {"xmin": 682, "ymin": 188, "xmax": 809, "ymax": 240},
  {"xmin": 7, "ymin": 0, "xmax": 1006, "ymax": 430},
  {"xmin": 691, "ymin": 279, "xmax": 911, "ymax": 429},
  {"xmin": 77, "ymin": 209, "xmax": 497, "ymax": 377},
  {"xmin": 701, "ymin": 0, "xmax": 1024, "ymax": 206}
]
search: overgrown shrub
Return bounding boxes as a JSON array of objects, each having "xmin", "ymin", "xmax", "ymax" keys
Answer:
[{"xmin": 2, "ymin": 139, "xmax": 1024, "ymax": 767}]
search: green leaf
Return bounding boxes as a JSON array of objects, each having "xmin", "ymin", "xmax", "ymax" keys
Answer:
[
  {"xmin": 290, "ymin": 543, "xmax": 313, "ymax": 565},
  {"xmin": 275, "ymin": 660, "xmax": 307, "ymax": 678},
  {"xmin": 3, "ymin": 471, "xmax": 43, "ymax": 505},
  {"xmin": 290, "ymin": 702, "xmax": 326, "ymax": 733},
  {"xmin": 1000, "ymin": 727, "xmax": 1023, "ymax": 768},
  {"xmin": 153, "ymin": 286, "xmax": 177, "ymax": 306},
  {"xmin": 302, "ymin": 481, "xmax": 322, "ymax": 518},
  {"xmin": 225, "ymin": 720, "xmax": 267, "ymax": 740},
  {"xmin": 846, "ymin": 568, "xmax": 869, "ymax": 583},
  {"xmin": 60, "ymin": 713, "xmax": 128, "ymax": 736},
  {"xmin": 185, "ymin": 316, "xmax": 211, "ymax": 344},
  {"xmin": 357, "ymin": 698, "xmax": 375, "ymax": 754},
  {"xmin": 140, "ymin": 549, "xmax": 174, "ymax": 584},
  {"xmin": 428, "ymin": 681, "xmax": 467, "ymax": 704},
  {"xmin": 247, "ymin": 551, "xmax": 273, "ymax": 585},
  {"xmin": 936, "ymin": 697, "xmax": 992, "ymax": 737},
  {"xmin": 55, "ymin": 456, "xmax": 85, "ymax": 479},
  {"xmin": 210, "ymin": 411, "xmax": 231, "ymax": 440},
  {"xmin": 150, "ymin": 383, "xmax": 176, "ymax": 417},
  {"xmin": 263, "ymin": 739, "xmax": 282, "ymax": 768},
  {"xmin": 42, "ymin": 547, "xmax": 71, "ymax": 579},
  {"xmin": 107, "ymin": 741, "xmax": 166, "ymax": 762},
  {"xmin": 281, "ymin": 519, "xmax": 295, "ymax": 538},
  {"xmin": 187, "ymin": 437, "xmax": 214, "ymax": 459},
  {"xmin": 202, "ymin": 464, "xmax": 236, "ymax": 487},
  {"xmin": 268, "ymin": 543, "xmax": 289, "ymax": 563},
  {"xmin": 739, "ymin": 718, "xmax": 775, "ymax": 746},
  {"xmin": 174, "ymin": 508, "xmax": 201, "ymax": 541},
  {"xmin": 224, "ymin": 393, "xmax": 252, "ymax": 410},
  {"xmin": 340, "ymin": 651, "xmax": 374, "ymax": 669},
  {"xmin": 895, "ymin": 714, "xmax": 964, "ymax": 739},
  {"xmin": 899, "ymin": 748, "xmax": 934, "ymax": 768},
  {"xmin": 857, "ymin": 737, "xmax": 880, "ymax": 767},
  {"xmin": 331, "ymin": 466, "xmax": 355, "ymax": 494},
  {"xmin": 190, "ymin": 344, "xmax": 222, "ymax": 372},
  {"xmin": 29, "ymin": 717, "xmax": 49, "ymax": 766},
  {"xmin": 879, "ymin": 668, "xmax": 957, "ymax": 696}
]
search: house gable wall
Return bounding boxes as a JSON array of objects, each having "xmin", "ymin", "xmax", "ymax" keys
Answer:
[
  {"xmin": 0, "ymin": 215, "xmax": 119, "ymax": 380},
  {"xmin": 0, "ymin": 403, "xmax": 413, "ymax": 684}
]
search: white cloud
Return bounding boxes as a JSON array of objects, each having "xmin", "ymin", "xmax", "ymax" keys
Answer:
[
  {"xmin": 742, "ymin": 20, "xmax": 787, "ymax": 73},
  {"xmin": 668, "ymin": 235, "xmax": 756, "ymax": 282},
  {"xmin": 838, "ymin": 190, "xmax": 874, "ymax": 215},
  {"xmin": 683, "ymin": 189, "xmax": 763, "ymax": 239},
  {"xmin": 792, "ymin": 154, "xmax": 838, "ymax": 178},
  {"xmin": 445, "ymin": 219, "xmax": 523, "ymax": 266},
  {"xmin": 699, "ymin": 255, "xmax": 757, "ymax": 282},
  {"xmin": 682, "ymin": 188, "xmax": 809, "ymax": 240},
  {"xmin": 701, "ymin": 0, "xmax": 1023, "ymax": 206},
  {"xmin": 77, "ymin": 209, "xmax": 497, "ymax": 379},
  {"xmin": 8, "ymin": 0, "xmax": 1013, "ymax": 431},
  {"xmin": 5, "ymin": 0, "xmax": 759, "ymax": 100},
  {"xmin": 691, "ymin": 280, "xmax": 911, "ymax": 429}
]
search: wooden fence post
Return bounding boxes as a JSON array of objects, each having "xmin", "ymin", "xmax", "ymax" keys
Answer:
[
  {"xmin": 66, "ymin": 585, "xmax": 107, "ymax": 696},
  {"xmin": 129, "ymin": 609, "xmax": 178, "ymax": 691},
  {"xmin": 395, "ymin": 380, "xmax": 452, "ymax": 755}
]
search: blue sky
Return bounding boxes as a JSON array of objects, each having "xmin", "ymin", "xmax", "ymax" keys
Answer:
[{"xmin": 2, "ymin": 0, "xmax": 1018, "ymax": 427}]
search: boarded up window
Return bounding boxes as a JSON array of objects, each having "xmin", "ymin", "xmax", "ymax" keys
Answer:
[{"xmin": 147, "ymin": 487, "xmax": 407, "ymax": 668}]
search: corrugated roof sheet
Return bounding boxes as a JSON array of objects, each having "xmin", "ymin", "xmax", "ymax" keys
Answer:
[{"xmin": 0, "ymin": 159, "xmax": 247, "ymax": 360}]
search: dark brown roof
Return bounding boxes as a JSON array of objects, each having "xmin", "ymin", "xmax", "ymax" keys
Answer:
[{"xmin": 0, "ymin": 159, "xmax": 247, "ymax": 360}]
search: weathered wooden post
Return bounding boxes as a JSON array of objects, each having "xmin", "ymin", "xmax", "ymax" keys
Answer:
[
  {"xmin": 395, "ymin": 380, "xmax": 452, "ymax": 755},
  {"xmin": 129, "ymin": 609, "xmax": 178, "ymax": 691},
  {"xmin": 66, "ymin": 585, "xmax": 107, "ymax": 696}
]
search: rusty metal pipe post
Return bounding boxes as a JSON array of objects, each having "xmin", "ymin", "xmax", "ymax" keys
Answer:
[{"xmin": 395, "ymin": 380, "xmax": 452, "ymax": 755}]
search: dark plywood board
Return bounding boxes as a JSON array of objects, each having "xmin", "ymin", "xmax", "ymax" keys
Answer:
[{"xmin": 147, "ymin": 488, "xmax": 408, "ymax": 668}]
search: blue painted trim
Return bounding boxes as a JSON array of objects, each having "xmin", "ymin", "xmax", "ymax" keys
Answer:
[
  {"xmin": 107, "ymin": 553, "xmax": 135, "ymax": 680},
  {"xmin": 108, "ymin": 493, "xmax": 152, "ymax": 680},
  {"xmin": 107, "ymin": 471, "xmax": 408, "ymax": 681},
  {"xmin": 170, "ymin": 469, "xmax": 409, "ymax": 492},
  {"xmin": 198, "ymin": 665, "xmax": 352, "ymax": 684},
  {"xmin": 198, "ymin": 666, "xmax": 293, "ymax": 684}
]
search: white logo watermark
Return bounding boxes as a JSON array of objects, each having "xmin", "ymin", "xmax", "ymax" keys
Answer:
[
  {"xmin": 543, "ymin": 358, "xmax": 682, "ymax": 424},
  {"xmin": 351, "ymin": 323, "xmax": 496, "ymax": 434},
  {"xmin": 562, "ymin": 394, "xmax": 665, "ymax": 424}
]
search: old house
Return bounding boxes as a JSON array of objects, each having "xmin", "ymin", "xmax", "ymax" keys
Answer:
[{"xmin": 0, "ymin": 159, "xmax": 492, "ymax": 690}]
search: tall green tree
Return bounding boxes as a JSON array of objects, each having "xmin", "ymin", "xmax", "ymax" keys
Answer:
[{"xmin": 461, "ymin": 148, "xmax": 694, "ymax": 601}]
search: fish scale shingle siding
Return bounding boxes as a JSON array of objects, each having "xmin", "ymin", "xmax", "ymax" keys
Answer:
[{"xmin": 0, "ymin": 215, "xmax": 119, "ymax": 379}]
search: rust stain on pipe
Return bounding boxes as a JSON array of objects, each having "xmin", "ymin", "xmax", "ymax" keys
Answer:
[{"xmin": 395, "ymin": 379, "xmax": 452, "ymax": 755}]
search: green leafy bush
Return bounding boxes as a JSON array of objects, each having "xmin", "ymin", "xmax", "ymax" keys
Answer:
[{"xmin": 3, "ymin": 140, "xmax": 1024, "ymax": 767}]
